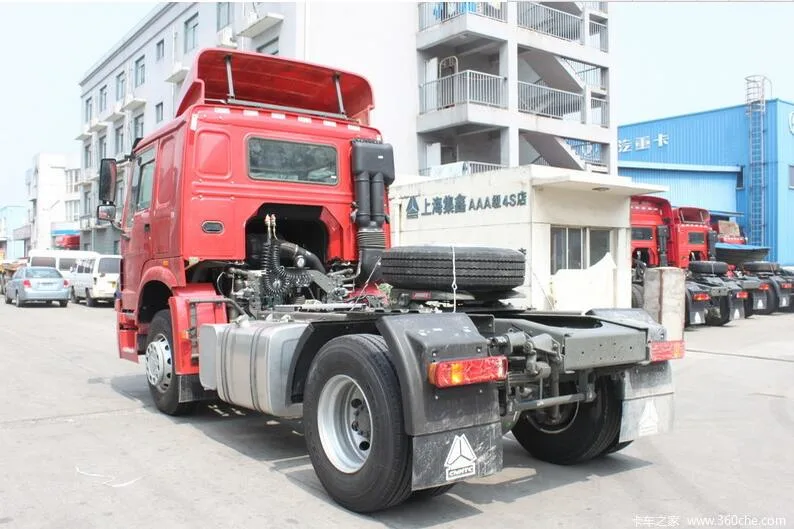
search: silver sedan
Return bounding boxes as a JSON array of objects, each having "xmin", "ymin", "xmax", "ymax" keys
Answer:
[{"xmin": 3, "ymin": 266, "xmax": 70, "ymax": 307}]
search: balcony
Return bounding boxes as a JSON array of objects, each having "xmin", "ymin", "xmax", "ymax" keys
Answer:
[
  {"xmin": 517, "ymin": 3, "xmax": 609, "ymax": 60},
  {"xmin": 418, "ymin": 70, "xmax": 507, "ymax": 133},
  {"xmin": 121, "ymin": 93, "xmax": 146, "ymax": 112},
  {"xmin": 107, "ymin": 101, "xmax": 126, "ymax": 121},
  {"xmin": 87, "ymin": 118, "xmax": 107, "ymax": 133},
  {"xmin": 417, "ymin": 2, "xmax": 508, "ymax": 51},
  {"xmin": 165, "ymin": 62, "xmax": 190, "ymax": 84},
  {"xmin": 75, "ymin": 125, "xmax": 91, "ymax": 141},
  {"xmin": 518, "ymin": 81, "xmax": 608, "ymax": 128},
  {"xmin": 238, "ymin": 10, "xmax": 284, "ymax": 38},
  {"xmin": 79, "ymin": 214, "xmax": 95, "ymax": 231},
  {"xmin": 419, "ymin": 161, "xmax": 505, "ymax": 178}
]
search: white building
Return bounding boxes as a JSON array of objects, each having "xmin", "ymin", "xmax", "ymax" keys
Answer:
[
  {"xmin": 15, "ymin": 154, "xmax": 81, "ymax": 253},
  {"xmin": 75, "ymin": 1, "xmax": 613, "ymax": 250}
]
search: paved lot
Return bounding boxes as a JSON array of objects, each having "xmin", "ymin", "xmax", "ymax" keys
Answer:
[{"xmin": 0, "ymin": 301, "xmax": 792, "ymax": 529}]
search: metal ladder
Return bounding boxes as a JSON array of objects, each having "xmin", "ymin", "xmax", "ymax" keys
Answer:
[{"xmin": 745, "ymin": 75, "xmax": 768, "ymax": 247}]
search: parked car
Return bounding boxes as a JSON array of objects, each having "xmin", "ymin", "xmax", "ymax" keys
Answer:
[
  {"xmin": 69, "ymin": 254, "xmax": 121, "ymax": 306},
  {"xmin": 3, "ymin": 266, "xmax": 70, "ymax": 307}
]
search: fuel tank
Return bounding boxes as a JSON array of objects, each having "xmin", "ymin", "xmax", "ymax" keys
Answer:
[{"xmin": 198, "ymin": 320, "xmax": 309, "ymax": 418}]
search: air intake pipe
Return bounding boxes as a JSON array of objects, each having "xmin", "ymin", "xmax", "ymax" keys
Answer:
[{"xmin": 351, "ymin": 140, "xmax": 396, "ymax": 285}]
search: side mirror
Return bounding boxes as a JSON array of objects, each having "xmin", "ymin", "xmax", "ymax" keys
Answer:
[
  {"xmin": 98, "ymin": 158, "xmax": 118, "ymax": 204},
  {"xmin": 97, "ymin": 204, "xmax": 117, "ymax": 222}
]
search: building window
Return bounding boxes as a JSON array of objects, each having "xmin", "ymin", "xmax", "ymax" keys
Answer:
[
  {"xmin": 134, "ymin": 55, "xmax": 146, "ymax": 87},
  {"xmin": 550, "ymin": 226, "xmax": 613, "ymax": 274},
  {"xmin": 83, "ymin": 143, "xmax": 92, "ymax": 169},
  {"xmin": 98, "ymin": 136, "xmax": 107, "ymax": 160},
  {"xmin": 257, "ymin": 37, "xmax": 279, "ymax": 56},
  {"xmin": 155, "ymin": 102, "xmax": 164, "ymax": 123},
  {"xmin": 184, "ymin": 14, "xmax": 199, "ymax": 52},
  {"xmin": 115, "ymin": 125, "xmax": 125, "ymax": 155},
  {"xmin": 99, "ymin": 86, "xmax": 107, "ymax": 112},
  {"xmin": 789, "ymin": 165, "xmax": 794, "ymax": 189},
  {"xmin": 156, "ymin": 39, "xmax": 165, "ymax": 61},
  {"xmin": 737, "ymin": 168, "xmax": 744, "ymax": 190},
  {"xmin": 116, "ymin": 72, "xmax": 126, "ymax": 101},
  {"xmin": 84, "ymin": 97, "xmax": 93, "ymax": 123},
  {"xmin": 133, "ymin": 114, "xmax": 144, "ymax": 139},
  {"xmin": 217, "ymin": 2, "xmax": 231, "ymax": 30}
]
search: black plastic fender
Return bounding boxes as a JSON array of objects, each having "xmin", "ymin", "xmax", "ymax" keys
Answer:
[{"xmin": 375, "ymin": 312, "xmax": 501, "ymax": 437}]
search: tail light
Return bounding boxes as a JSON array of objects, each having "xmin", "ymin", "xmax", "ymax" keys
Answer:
[
  {"xmin": 759, "ymin": 283, "xmax": 770, "ymax": 291},
  {"xmin": 692, "ymin": 292, "xmax": 710, "ymax": 302},
  {"xmin": 782, "ymin": 283, "xmax": 792, "ymax": 289},
  {"xmin": 63, "ymin": 279, "xmax": 69, "ymax": 287},
  {"xmin": 736, "ymin": 291, "xmax": 748, "ymax": 299},
  {"xmin": 22, "ymin": 279, "xmax": 31, "ymax": 288},
  {"xmin": 649, "ymin": 340, "xmax": 685, "ymax": 362},
  {"xmin": 427, "ymin": 356, "xmax": 508, "ymax": 388}
]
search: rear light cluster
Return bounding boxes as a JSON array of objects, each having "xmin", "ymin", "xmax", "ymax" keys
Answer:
[
  {"xmin": 63, "ymin": 280, "xmax": 69, "ymax": 287},
  {"xmin": 649, "ymin": 340, "xmax": 685, "ymax": 362},
  {"xmin": 427, "ymin": 356, "xmax": 508, "ymax": 388},
  {"xmin": 692, "ymin": 292, "xmax": 710, "ymax": 302},
  {"xmin": 759, "ymin": 283, "xmax": 770, "ymax": 291},
  {"xmin": 22, "ymin": 280, "xmax": 31, "ymax": 288},
  {"xmin": 782, "ymin": 283, "xmax": 792, "ymax": 289},
  {"xmin": 736, "ymin": 291, "xmax": 749, "ymax": 299}
]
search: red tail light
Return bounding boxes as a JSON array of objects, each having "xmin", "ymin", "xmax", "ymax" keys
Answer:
[
  {"xmin": 427, "ymin": 356, "xmax": 508, "ymax": 388},
  {"xmin": 63, "ymin": 279, "xmax": 69, "ymax": 287},
  {"xmin": 22, "ymin": 279, "xmax": 31, "ymax": 288},
  {"xmin": 692, "ymin": 292, "xmax": 710, "ymax": 302},
  {"xmin": 782, "ymin": 283, "xmax": 792, "ymax": 289},
  {"xmin": 649, "ymin": 340, "xmax": 685, "ymax": 362},
  {"xmin": 759, "ymin": 283, "xmax": 770, "ymax": 291},
  {"xmin": 736, "ymin": 291, "xmax": 749, "ymax": 299}
]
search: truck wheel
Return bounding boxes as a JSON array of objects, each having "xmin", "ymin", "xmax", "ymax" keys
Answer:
[
  {"xmin": 706, "ymin": 298, "xmax": 731, "ymax": 326},
  {"xmin": 144, "ymin": 309, "xmax": 197, "ymax": 416},
  {"xmin": 380, "ymin": 246, "xmax": 525, "ymax": 292},
  {"xmin": 85, "ymin": 289, "xmax": 96, "ymax": 307},
  {"xmin": 303, "ymin": 334, "xmax": 412, "ymax": 513},
  {"xmin": 511, "ymin": 377, "xmax": 621, "ymax": 465},
  {"xmin": 631, "ymin": 284, "xmax": 644, "ymax": 308},
  {"xmin": 688, "ymin": 260, "xmax": 729, "ymax": 274}
]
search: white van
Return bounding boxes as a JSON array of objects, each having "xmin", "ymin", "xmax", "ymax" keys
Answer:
[
  {"xmin": 27, "ymin": 249, "xmax": 100, "ymax": 284},
  {"xmin": 70, "ymin": 254, "xmax": 122, "ymax": 306}
]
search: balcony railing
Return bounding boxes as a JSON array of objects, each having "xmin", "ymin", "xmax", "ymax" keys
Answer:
[
  {"xmin": 588, "ymin": 21, "xmax": 608, "ymax": 51},
  {"xmin": 562, "ymin": 58, "xmax": 606, "ymax": 90},
  {"xmin": 79, "ymin": 214, "xmax": 94, "ymax": 231},
  {"xmin": 420, "ymin": 70, "xmax": 506, "ymax": 113},
  {"xmin": 566, "ymin": 139, "xmax": 606, "ymax": 167},
  {"xmin": 518, "ymin": 82, "xmax": 582, "ymax": 122},
  {"xmin": 419, "ymin": 161, "xmax": 505, "ymax": 178},
  {"xmin": 418, "ymin": 2, "xmax": 507, "ymax": 31},
  {"xmin": 518, "ymin": 81, "xmax": 609, "ymax": 128},
  {"xmin": 518, "ymin": 3, "xmax": 582, "ymax": 42},
  {"xmin": 579, "ymin": 2, "xmax": 607, "ymax": 12}
]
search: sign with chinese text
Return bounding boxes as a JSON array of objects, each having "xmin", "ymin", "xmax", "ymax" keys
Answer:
[
  {"xmin": 405, "ymin": 190, "xmax": 528, "ymax": 220},
  {"xmin": 617, "ymin": 133, "xmax": 669, "ymax": 153}
]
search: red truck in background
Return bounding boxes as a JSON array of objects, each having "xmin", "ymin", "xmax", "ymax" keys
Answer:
[
  {"xmin": 630, "ymin": 196, "xmax": 760, "ymax": 325},
  {"xmin": 93, "ymin": 48, "xmax": 684, "ymax": 513}
]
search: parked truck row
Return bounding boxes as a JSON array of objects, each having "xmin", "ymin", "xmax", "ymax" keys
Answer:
[
  {"xmin": 630, "ymin": 195, "xmax": 792, "ymax": 327},
  {"xmin": 79, "ymin": 48, "xmax": 687, "ymax": 514}
]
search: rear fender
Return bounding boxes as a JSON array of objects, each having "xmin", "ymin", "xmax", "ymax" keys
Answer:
[{"xmin": 169, "ymin": 284, "xmax": 229, "ymax": 376}]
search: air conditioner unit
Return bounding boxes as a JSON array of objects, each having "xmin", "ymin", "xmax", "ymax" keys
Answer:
[{"xmin": 217, "ymin": 26, "xmax": 237, "ymax": 49}]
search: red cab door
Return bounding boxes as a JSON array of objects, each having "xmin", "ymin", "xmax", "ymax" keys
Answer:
[{"xmin": 121, "ymin": 146, "xmax": 158, "ymax": 311}]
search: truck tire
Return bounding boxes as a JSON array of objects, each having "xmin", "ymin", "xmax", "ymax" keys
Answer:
[
  {"xmin": 688, "ymin": 260, "xmax": 729, "ymax": 275},
  {"xmin": 379, "ymin": 246, "xmax": 525, "ymax": 292},
  {"xmin": 601, "ymin": 436, "xmax": 633, "ymax": 456},
  {"xmin": 144, "ymin": 309, "xmax": 197, "ymax": 416},
  {"xmin": 303, "ymin": 334, "xmax": 413, "ymax": 513},
  {"xmin": 631, "ymin": 284, "xmax": 644, "ymax": 308},
  {"xmin": 742, "ymin": 261, "xmax": 779, "ymax": 273},
  {"xmin": 511, "ymin": 377, "xmax": 621, "ymax": 465}
]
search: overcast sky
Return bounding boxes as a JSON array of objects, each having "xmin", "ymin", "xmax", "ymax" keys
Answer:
[{"xmin": 2, "ymin": 1, "xmax": 794, "ymax": 207}]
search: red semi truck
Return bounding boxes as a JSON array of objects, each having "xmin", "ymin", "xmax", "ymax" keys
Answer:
[
  {"xmin": 630, "ymin": 196, "xmax": 762, "ymax": 325},
  {"xmin": 95, "ymin": 49, "xmax": 684, "ymax": 513}
]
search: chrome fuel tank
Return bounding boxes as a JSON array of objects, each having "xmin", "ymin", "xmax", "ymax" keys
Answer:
[{"xmin": 198, "ymin": 320, "xmax": 309, "ymax": 418}]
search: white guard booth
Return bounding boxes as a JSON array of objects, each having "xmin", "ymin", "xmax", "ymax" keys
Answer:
[{"xmin": 388, "ymin": 165, "xmax": 666, "ymax": 311}]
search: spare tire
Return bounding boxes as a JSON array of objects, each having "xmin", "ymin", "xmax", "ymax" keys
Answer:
[
  {"xmin": 688, "ymin": 260, "xmax": 729, "ymax": 275},
  {"xmin": 380, "ymin": 245, "xmax": 525, "ymax": 292},
  {"xmin": 741, "ymin": 261, "xmax": 780, "ymax": 273}
]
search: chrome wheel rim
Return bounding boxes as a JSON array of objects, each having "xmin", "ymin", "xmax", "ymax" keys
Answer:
[
  {"xmin": 317, "ymin": 374, "xmax": 373, "ymax": 474},
  {"xmin": 145, "ymin": 334, "xmax": 173, "ymax": 393}
]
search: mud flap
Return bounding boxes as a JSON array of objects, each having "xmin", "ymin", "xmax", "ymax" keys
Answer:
[
  {"xmin": 730, "ymin": 297, "xmax": 745, "ymax": 321},
  {"xmin": 618, "ymin": 361, "xmax": 675, "ymax": 443},
  {"xmin": 178, "ymin": 374, "xmax": 214, "ymax": 403},
  {"xmin": 689, "ymin": 307, "xmax": 706, "ymax": 325},
  {"xmin": 411, "ymin": 421, "xmax": 502, "ymax": 491},
  {"xmin": 752, "ymin": 291, "xmax": 767, "ymax": 311}
]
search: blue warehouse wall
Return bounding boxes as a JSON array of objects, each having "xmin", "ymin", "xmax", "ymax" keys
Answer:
[
  {"xmin": 619, "ymin": 167, "xmax": 738, "ymax": 212},
  {"xmin": 618, "ymin": 100, "xmax": 794, "ymax": 264}
]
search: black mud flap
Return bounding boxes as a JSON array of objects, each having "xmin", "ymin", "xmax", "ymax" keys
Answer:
[
  {"xmin": 688, "ymin": 301, "xmax": 707, "ymax": 326},
  {"xmin": 411, "ymin": 421, "xmax": 503, "ymax": 491},
  {"xmin": 751, "ymin": 290, "xmax": 768, "ymax": 312},
  {"xmin": 728, "ymin": 296, "xmax": 745, "ymax": 321},
  {"xmin": 179, "ymin": 374, "xmax": 214, "ymax": 403}
]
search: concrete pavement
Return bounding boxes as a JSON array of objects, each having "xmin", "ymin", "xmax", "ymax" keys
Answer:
[{"xmin": 0, "ymin": 301, "xmax": 791, "ymax": 528}]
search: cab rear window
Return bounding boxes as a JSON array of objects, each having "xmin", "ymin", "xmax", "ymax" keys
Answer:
[
  {"xmin": 247, "ymin": 138, "xmax": 338, "ymax": 185},
  {"xmin": 30, "ymin": 257, "xmax": 56, "ymax": 267},
  {"xmin": 688, "ymin": 232, "xmax": 706, "ymax": 244}
]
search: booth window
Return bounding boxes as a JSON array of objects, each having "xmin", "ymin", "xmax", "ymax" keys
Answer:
[{"xmin": 551, "ymin": 226, "xmax": 613, "ymax": 274}]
